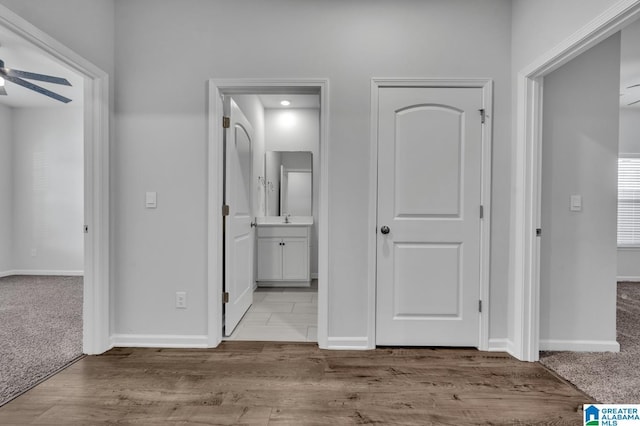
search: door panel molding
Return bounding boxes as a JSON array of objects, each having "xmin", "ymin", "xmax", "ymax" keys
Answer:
[{"xmin": 369, "ymin": 78, "xmax": 493, "ymax": 350}]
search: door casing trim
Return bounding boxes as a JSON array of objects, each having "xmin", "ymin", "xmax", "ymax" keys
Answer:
[
  {"xmin": 0, "ymin": 5, "xmax": 111, "ymax": 355},
  {"xmin": 368, "ymin": 78, "xmax": 493, "ymax": 350},
  {"xmin": 207, "ymin": 79, "xmax": 329, "ymax": 348}
]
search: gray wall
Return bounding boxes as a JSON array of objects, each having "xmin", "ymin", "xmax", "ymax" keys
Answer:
[
  {"xmin": 0, "ymin": 104, "xmax": 12, "ymax": 274},
  {"xmin": 540, "ymin": 33, "xmax": 621, "ymax": 349},
  {"xmin": 109, "ymin": 0, "xmax": 513, "ymax": 341}
]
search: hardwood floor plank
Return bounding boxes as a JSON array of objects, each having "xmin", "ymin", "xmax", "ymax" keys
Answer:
[{"xmin": 0, "ymin": 342, "xmax": 593, "ymax": 425}]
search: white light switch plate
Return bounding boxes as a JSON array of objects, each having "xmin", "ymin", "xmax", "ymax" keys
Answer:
[
  {"xmin": 146, "ymin": 191, "xmax": 157, "ymax": 208},
  {"xmin": 570, "ymin": 195, "xmax": 582, "ymax": 212}
]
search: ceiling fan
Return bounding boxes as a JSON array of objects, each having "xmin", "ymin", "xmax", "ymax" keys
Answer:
[{"xmin": 0, "ymin": 58, "xmax": 72, "ymax": 103}]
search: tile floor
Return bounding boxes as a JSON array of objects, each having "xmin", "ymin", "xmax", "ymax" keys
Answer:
[{"xmin": 225, "ymin": 282, "xmax": 317, "ymax": 342}]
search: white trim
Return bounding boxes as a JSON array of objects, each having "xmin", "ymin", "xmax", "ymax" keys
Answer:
[
  {"xmin": 326, "ymin": 337, "xmax": 370, "ymax": 350},
  {"xmin": 512, "ymin": 0, "xmax": 640, "ymax": 362},
  {"xmin": 369, "ymin": 78, "xmax": 493, "ymax": 350},
  {"xmin": 111, "ymin": 334, "xmax": 208, "ymax": 348},
  {"xmin": 617, "ymin": 276, "xmax": 640, "ymax": 282},
  {"xmin": 1, "ymin": 270, "xmax": 84, "ymax": 276},
  {"xmin": 487, "ymin": 338, "xmax": 510, "ymax": 352},
  {"xmin": 207, "ymin": 79, "xmax": 329, "ymax": 349},
  {"xmin": 540, "ymin": 339, "xmax": 620, "ymax": 353},
  {"xmin": 0, "ymin": 5, "xmax": 110, "ymax": 356}
]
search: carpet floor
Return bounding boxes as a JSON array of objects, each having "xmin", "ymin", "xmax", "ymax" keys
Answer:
[
  {"xmin": 0, "ymin": 275, "xmax": 83, "ymax": 407},
  {"xmin": 540, "ymin": 281, "xmax": 640, "ymax": 403}
]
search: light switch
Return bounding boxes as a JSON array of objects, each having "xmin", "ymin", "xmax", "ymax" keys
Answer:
[
  {"xmin": 146, "ymin": 191, "xmax": 157, "ymax": 209},
  {"xmin": 570, "ymin": 195, "xmax": 582, "ymax": 212}
]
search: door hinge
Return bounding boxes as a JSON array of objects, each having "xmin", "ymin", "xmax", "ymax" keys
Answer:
[
  {"xmin": 83, "ymin": 225, "xmax": 89, "ymax": 234},
  {"xmin": 222, "ymin": 116, "xmax": 230, "ymax": 129},
  {"xmin": 536, "ymin": 228, "xmax": 542, "ymax": 237},
  {"xmin": 223, "ymin": 292, "xmax": 229, "ymax": 303},
  {"xmin": 480, "ymin": 205, "xmax": 484, "ymax": 219},
  {"xmin": 222, "ymin": 204, "xmax": 230, "ymax": 216},
  {"xmin": 479, "ymin": 109, "xmax": 486, "ymax": 124},
  {"xmin": 479, "ymin": 300, "xmax": 482, "ymax": 313}
]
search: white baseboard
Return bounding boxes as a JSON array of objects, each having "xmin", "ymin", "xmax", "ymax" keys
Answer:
[
  {"xmin": 111, "ymin": 334, "xmax": 209, "ymax": 348},
  {"xmin": 2, "ymin": 270, "xmax": 84, "ymax": 277},
  {"xmin": 487, "ymin": 338, "xmax": 510, "ymax": 352},
  {"xmin": 617, "ymin": 276, "xmax": 640, "ymax": 282},
  {"xmin": 540, "ymin": 339, "xmax": 620, "ymax": 352},
  {"xmin": 326, "ymin": 337, "xmax": 371, "ymax": 350}
]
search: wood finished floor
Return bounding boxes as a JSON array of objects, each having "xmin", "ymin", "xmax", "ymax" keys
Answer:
[{"xmin": 0, "ymin": 342, "xmax": 593, "ymax": 425}]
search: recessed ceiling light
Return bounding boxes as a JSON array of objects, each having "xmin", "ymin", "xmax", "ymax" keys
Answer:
[{"xmin": 280, "ymin": 100, "xmax": 291, "ymax": 106}]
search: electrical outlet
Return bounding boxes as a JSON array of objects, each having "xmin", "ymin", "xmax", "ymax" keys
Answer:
[{"xmin": 176, "ymin": 292, "xmax": 187, "ymax": 309}]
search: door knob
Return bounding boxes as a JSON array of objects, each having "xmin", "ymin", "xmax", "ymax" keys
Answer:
[{"xmin": 380, "ymin": 226, "xmax": 390, "ymax": 235}]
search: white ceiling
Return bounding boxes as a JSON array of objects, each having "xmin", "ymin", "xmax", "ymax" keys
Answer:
[
  {"xmin": 620, "ymin": 18, "xmax": 640, "ymax": 109},
  {"xmin": 259, "ymin": 94, "xmax": 319, "ymax": 109},
  {"xmin": 0, "ymin": 26, "xmax": 83, "ymax": 108}
]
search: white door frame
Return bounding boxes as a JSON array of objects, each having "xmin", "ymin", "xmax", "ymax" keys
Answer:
[
  {"xmin": 0, "ymin": 6, "xmax": 111, "ymax": 355},
  {"xmin": 368, "ymin": 79, "xmax": 493, "ymax": 350},
  {"xmin": 207, "ymin": 79, "xmax": 329, "ymax": 348},
  {"xmin": 511, "ymin": 0, "xmax": 640, "ymax": 362}
]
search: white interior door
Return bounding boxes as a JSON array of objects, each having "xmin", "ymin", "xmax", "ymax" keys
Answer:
[
  {"xmin": 224, "ymin": 98, "xmax": 254, "ymax": 336},
  {"xmin": 376, "ymin": 87, "xmax": 484, "ymax": 346}
]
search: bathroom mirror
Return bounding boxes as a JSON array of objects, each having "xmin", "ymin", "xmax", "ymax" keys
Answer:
[{"xmin": 265, "ymin": 151, "xmax": 312, "ymax": 216}]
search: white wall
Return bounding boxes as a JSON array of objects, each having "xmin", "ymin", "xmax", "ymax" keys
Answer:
[
  {"xmin": 11, "ymin": 107, "xmax": 84, "ymax": 273},
  {"xmin": 265, "ymin": 108, "xmax": 319, "ymax": 276},
  {"xmin": 540, "ymin": 34, "xmax": 621, "ymax": 350},
  {"xmin": 0, "ymin": 104, "xmax": 13, "ymax": 275},
  {"xmin": 111, "ymin": 0, "xmax": 512, "ymax": 342}
]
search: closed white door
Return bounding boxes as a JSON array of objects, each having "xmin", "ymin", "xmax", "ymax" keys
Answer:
[
  {"xmin": 376, "ymin": 87, "xmax": 484, "ymax": 346},
  {"xmin": 224, "ymin": 98, "xmax": 254, "ymax": 336}
]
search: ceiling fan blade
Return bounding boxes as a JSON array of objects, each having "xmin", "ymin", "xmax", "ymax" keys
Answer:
[
  {"xmin": 5, "ymin": 68, "xmax": 71, "ymax": 86},
  {"xmin": 628, "ymin": 84, "xmax": 640, "ymax": 89},
  {"xmin": 628, "ymin": 99, "xmax": 640, "ymax": 106},
  {"xmin": 3, "ymin": 75, "xmax": 72, "ymax": 103},
  {"xmin": 0, "ymin": 85, "xmax": 6, "ymax": 96}
]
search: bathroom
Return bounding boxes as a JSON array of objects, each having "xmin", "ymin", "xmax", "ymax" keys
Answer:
[{"xmin": 224, "ymin": 93, "xmax": 320, "ymax": 341}]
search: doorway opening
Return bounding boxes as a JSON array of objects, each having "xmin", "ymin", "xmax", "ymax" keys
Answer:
[
  {"xmin": 513, "ymin": 1, "xmax": 640, "ymax": 362},
  {"xmin": 0, "ymin": 5, "xmax": 110, "ymax": 356},
  {"xmin": 207, "ymin": 79, "xmax": 329, "ymax": 348}
]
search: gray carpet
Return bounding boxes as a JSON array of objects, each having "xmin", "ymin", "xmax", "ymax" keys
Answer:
[
  {"xmin": 0, "ymin": 275, "xmax": 83, "ymax": 407},
  {"xmin": 540, "ymin": 282, "xmax": 640, "ymax": 403}
]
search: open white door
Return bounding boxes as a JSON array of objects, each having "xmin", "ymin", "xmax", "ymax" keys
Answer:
[
  {"xmin": 224, "ymin": 97, "xmax": 254, "ymax": 336},
  {"xmin": 376, "ymin": 87, "xmax": 484, "ymax": 346}
]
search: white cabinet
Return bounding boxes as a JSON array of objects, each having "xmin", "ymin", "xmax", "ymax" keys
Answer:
[{"xmin": 257, "ymin": 225, "xmax": 310, "ymax": 286}]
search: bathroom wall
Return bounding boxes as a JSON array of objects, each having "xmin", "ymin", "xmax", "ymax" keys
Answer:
[{"xmin": 265, "ymin": 108, "xmax": 320, "ymax": 276}]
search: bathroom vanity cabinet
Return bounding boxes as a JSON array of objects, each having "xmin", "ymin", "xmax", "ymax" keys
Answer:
[{"xmin": 257, "ymin": 224, "xmax": 311, "ymax": 287}]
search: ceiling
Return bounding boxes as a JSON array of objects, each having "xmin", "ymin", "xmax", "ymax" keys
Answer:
[
  {"xmin": 620, "ymin": 18, "xmax": 640, "ymax": 109},
  {"xmin": 0, "ymin": 26, "xmax": 83, "ymax": 108},
  {"xmin": 259, "ymin": 94, "xmax": 320, "ymax": 109}
]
